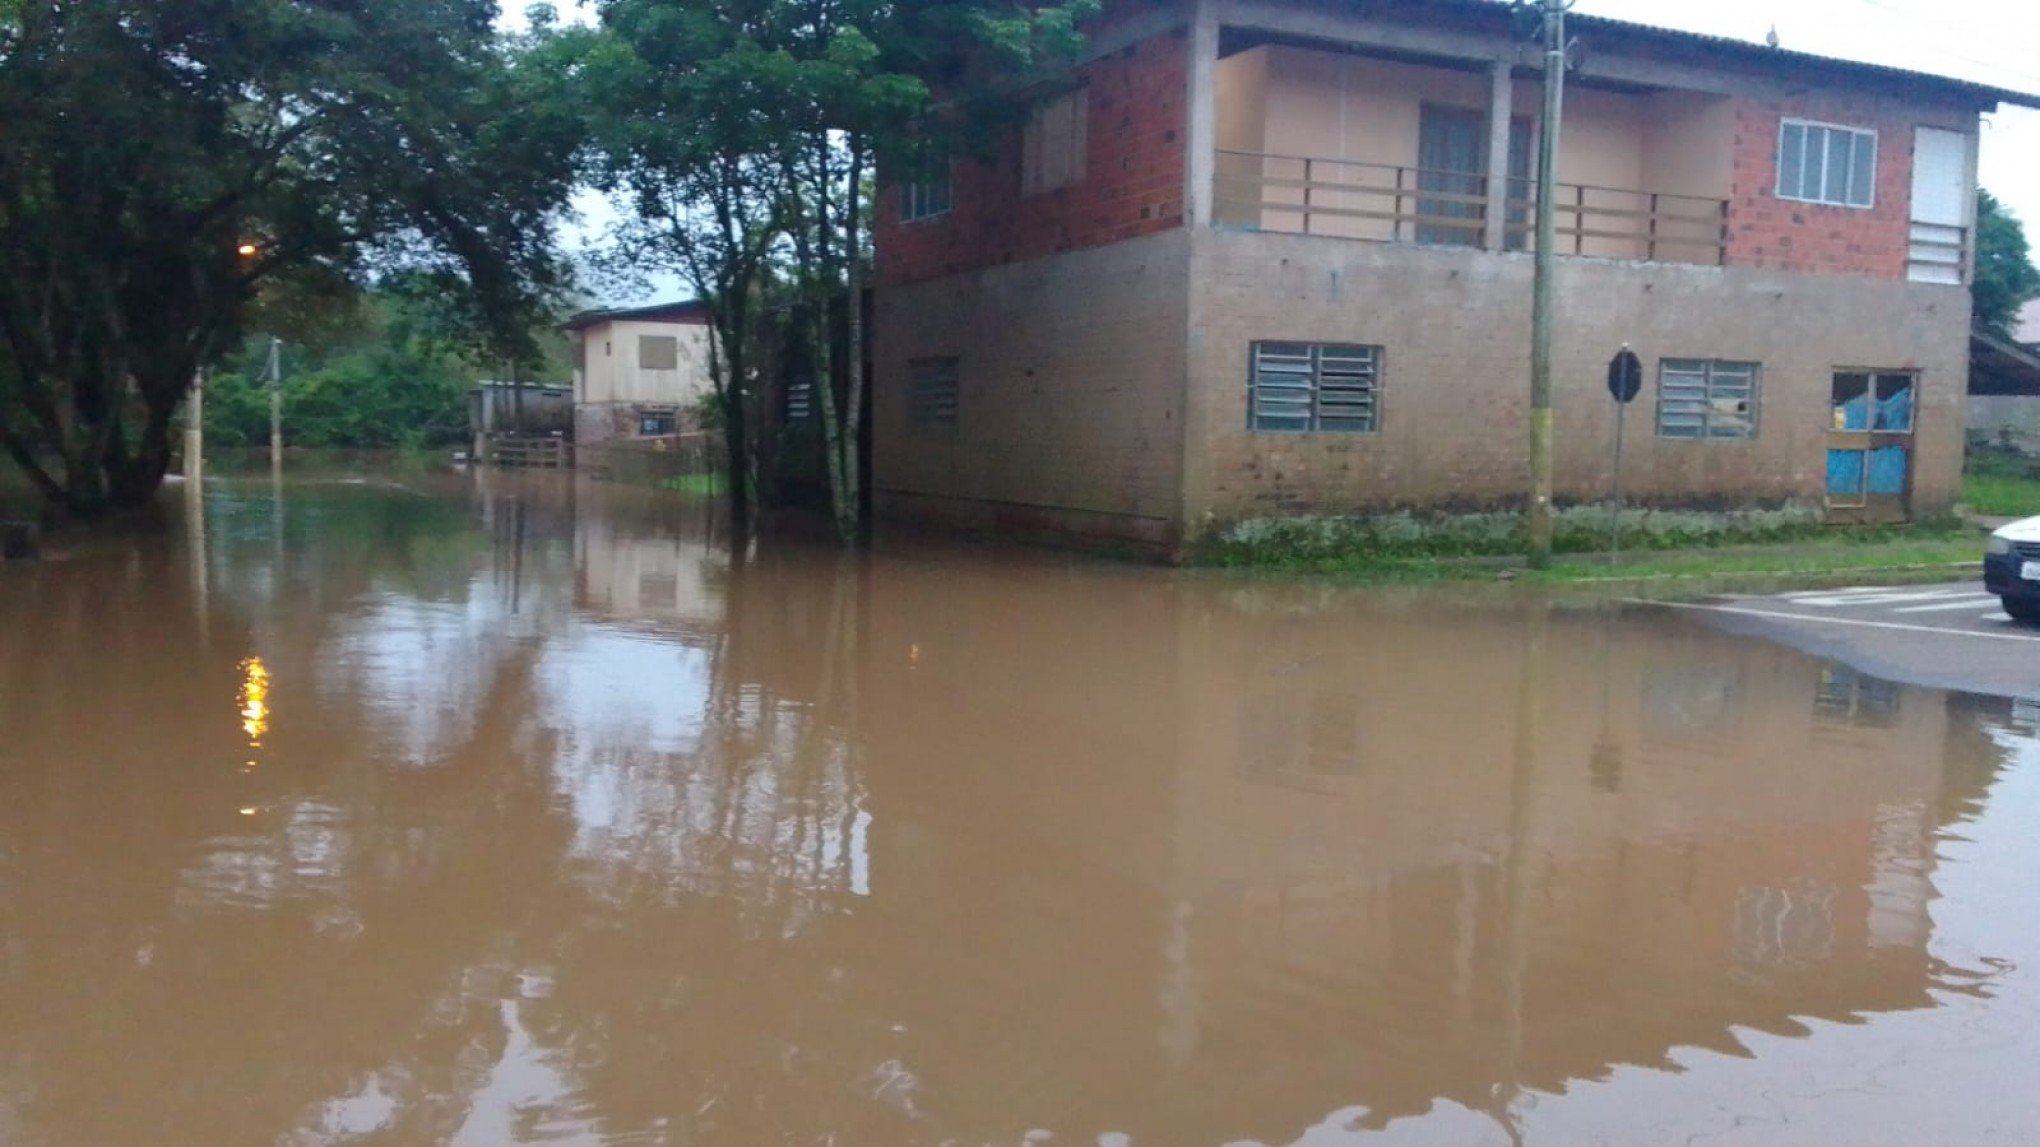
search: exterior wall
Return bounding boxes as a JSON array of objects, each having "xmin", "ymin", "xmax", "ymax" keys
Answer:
[
  {"xmin": 1640, "ymin": 90, "xmax": 1737, "ymax": 201},
  {"xmin": 872, "ymin": 229, "xmax": 1192, "ymax": 553},
  {"xmin": 873, "ymin": 27, "xmax": 1190, "ymax": 288},
  {"xmin": 1726, "ymin": 94, "xmax": 1973, "ymax": 280},
  {"xmin": 1968, "ymin": 395, "xmax": 2040, "ymax": 454},
  {"xmin": 1182, "ymin": 228, "xmax": 1971, "ymax": 535},
  {"xmin": 570, "ymin": 318, "xmax": 714, "ymax": 446}
]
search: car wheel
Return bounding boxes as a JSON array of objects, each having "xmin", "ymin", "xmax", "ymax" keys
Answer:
[{"xmin": 2004, "ymin": 597, "xmax": 2040, "ymax": 625}]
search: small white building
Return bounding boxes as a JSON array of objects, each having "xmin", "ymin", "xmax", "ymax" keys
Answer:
[{"xmin": 565, "ymin": 301, "xmax": 715, "ymax": 447}]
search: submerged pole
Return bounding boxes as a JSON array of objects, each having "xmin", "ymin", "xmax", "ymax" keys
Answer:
[
  {"xmin": 185, "ymin": 367, "xmax": 206, "ymax": 482},
  {"xmin": 268, "ymin": 337, "xmax": 284, "ymax": 480}
]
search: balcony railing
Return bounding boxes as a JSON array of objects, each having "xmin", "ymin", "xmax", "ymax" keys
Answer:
[{"xmin": 1213, "ymin": 149, "xmax": 1730, "ymax": 266}]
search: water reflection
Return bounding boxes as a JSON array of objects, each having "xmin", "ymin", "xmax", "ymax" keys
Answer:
[{"xmin": 0, "ymin": 473, "xmax": 2035, "ymax": 1145}]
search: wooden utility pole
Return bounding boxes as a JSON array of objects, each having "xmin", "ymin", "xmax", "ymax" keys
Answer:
[{"xmin": 1528, "ymin": 0, "xmax": 1568, "ymax": 567}]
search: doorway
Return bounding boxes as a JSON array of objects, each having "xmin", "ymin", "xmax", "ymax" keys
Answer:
[
  {"xmin": 1415, "ymin": 106, "xmax": 1531, "ymax": 247},
  {"xmin": 1826, "ymin": 370, "xmax": 1916, "ymax": 522}
]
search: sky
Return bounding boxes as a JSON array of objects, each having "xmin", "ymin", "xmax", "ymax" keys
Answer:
[{"xmin": 519, "ymin": 0, "xmax": 2040, "ymax": 306}]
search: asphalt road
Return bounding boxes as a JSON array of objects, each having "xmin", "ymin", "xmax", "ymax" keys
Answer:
[{"xmin": 1647, "ymin": 581, "xmax": 2040, "ymax": 699}]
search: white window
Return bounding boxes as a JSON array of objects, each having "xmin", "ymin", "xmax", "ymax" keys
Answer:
[
  {"xmin": 1022, "ymin": 89, "xmax": 1088, "ymax": 196},
  {"xmin": 1657, "ymin": 359, "xmax": 1759, "ymax": 440},
  {"xmin": 1249, "ymin": 342, "xmax": 1381, "ymax": 433},
  {"xmin": 900, "ymin": 148, "xmax": 952, "ymax": 222},
  {"xmin": 908, "ymin": 357, "xmax": 959, "ymax": 429},
  {"xmin": 1777, "ymin": 120, "xmax": 1877, "ymax": 208}
]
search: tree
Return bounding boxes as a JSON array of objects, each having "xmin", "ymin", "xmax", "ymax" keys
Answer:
[
  {"xmin": 0, "ymin": 0, "xmax": 580, "ymax": 520},
  {"xmin": 1974, "ymin": 190, "xmax": 2040, "ymax": 340},
  {"xmin": 559, "ymin": 0, "xmax": 1096, "ymax": 540}
]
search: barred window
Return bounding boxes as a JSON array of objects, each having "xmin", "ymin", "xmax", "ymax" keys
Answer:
[
  {"xmin": 1249, "ymin": 342, "xmax": 1381, "ymax": 433},
  {"xmin": 784, "ymin": 378, "xmax": 815, "ymax": 423},
  {"xmin": 1657, "ymin": 359, "xmax": 1759, "ymax": 440},
  {"xmin": 908, "ymin": 357, "xmax": 959, "ymax": 429},
  {"xmin": 900, "ymin": 147, "xmax": 952, "ymax": 222},
  {"xmin": 1777, "ymin": 120, "xmax": 1877, "ymax": 208}
]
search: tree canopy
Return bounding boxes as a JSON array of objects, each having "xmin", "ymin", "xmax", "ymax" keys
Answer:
[
  {"xmin": 554, "ymin": 0, "xmax": 1098, "ymax": 536},
  {"xmin": 1975, "ymin": 190, "xmax": 2040, "ymax": 340},
  {"xmin": 0, "ymin": 0, "xmax": 580, "ymax": 518}
]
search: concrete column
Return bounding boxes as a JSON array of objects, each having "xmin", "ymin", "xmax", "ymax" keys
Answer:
[
  {"xmin": 1483, "ymin": 59, "xmax": 1513, "ymax": 252},
  {"xmin": 1185, "ymin": 0, "xmax": 1219, "ymax": 228}
]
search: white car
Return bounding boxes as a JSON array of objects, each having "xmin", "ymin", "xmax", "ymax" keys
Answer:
[{"xmin": 1984, "ymin": 515, "xmax": 2040, "ymax": 624}]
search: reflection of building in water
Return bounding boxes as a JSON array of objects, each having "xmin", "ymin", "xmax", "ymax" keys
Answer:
[
  {"xmin": 570, "ymin": 478, "xmax": 727, "ymax": 630},
  {"xmin": 852, "ymin": 569, "xmax": 2008, "ymax": 1142}
]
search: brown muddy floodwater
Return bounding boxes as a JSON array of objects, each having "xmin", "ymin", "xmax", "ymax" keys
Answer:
[{"xmin": 3, "ymin": 472, "xmax": 2039, "ymax": 1147}]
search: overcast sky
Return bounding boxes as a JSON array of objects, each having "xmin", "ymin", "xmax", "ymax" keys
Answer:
[{"xmin": 532, "ymin": 0, "xmax": 2040, "ymax": 305}]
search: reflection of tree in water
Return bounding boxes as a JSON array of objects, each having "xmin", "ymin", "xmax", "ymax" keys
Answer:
[
  {"xmin": 0, "ymin": 479, "xmax": 589, "ymax": 1146},
  {"xmin": 505, "ymin": 553, "xmax": 895, "ymax": 1144}
]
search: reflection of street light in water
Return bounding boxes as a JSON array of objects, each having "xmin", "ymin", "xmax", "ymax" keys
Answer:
[{"xmin": 238, "ymin": 656, "xmax": 271, "ymax": 762}]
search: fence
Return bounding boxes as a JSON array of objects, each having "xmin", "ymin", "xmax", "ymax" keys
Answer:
[
  {"xmin": 1213, "ymin": 149, "xmax": 1728, "ymax": 265},
  {"xmin": 579, "ymin": 432, "xmax": 726, "ymax": 487}
]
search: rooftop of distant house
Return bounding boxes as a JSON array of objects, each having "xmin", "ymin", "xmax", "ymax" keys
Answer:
[{"xmin": 563, "ymin": 301, "xmax": 709, "ymax": 331}]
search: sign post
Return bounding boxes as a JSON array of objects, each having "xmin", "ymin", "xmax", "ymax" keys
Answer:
[{"xmin": 1605, "ymin": 347, "xmax": 1643, "ymax": 561}]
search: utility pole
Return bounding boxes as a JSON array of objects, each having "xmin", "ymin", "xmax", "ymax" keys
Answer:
[
  {"xmin": 1527, "ymin": 0, "xmax": 1569, "ymax": 568},
  {"xmin": 184, "ymin": 367, "xmax": 206, "ymax": 482},
  {"xmin": 267, "ymin": 336, "xmax": 284, "ymax": 480}
]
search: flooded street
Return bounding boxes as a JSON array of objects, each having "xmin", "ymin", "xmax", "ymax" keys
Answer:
[{"xmin": 3, "ymin": 472, "xmax": 2039, "ymax": 1146}]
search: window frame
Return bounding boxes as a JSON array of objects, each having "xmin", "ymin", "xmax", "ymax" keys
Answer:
[
  {"xmin": 899, "ymin": 148, "xmax": 953, "ymax": 223},
  {"xmin": 1775, "ymin": 119, "xmax": 1878, "ymax": 209},
  {"xmin": 1021, "ymin": 87, "xmax": 1089, "ymax": 197},
  {"xmin": 907, "ymin": 356, "xmax": 960, "ymax": 430},
  {"xmin": 639, "ymin": 334, "xmax": 680, "ymax": 372},
  {"xmin": 1247, "ymin": 341, "xmax": 1384, "ymax": 435},
  {"xmin": 1655, "ymin": 358, "xmax": 1761, "ymax": 442}
]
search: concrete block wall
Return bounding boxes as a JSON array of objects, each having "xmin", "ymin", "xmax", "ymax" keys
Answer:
[
  {"xmin": 873, "ymin": 26, "xmax": 1189, "ymax": 289},
  {"xmin": 872, "ymin": 230, "xmax": 1192, "ymax": 553},
  {"xmin": 1183, "ymin": 229, "xmax": 1971, "ymax": 537}
]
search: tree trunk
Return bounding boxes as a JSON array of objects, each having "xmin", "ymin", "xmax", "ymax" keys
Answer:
[
  {"xmin": 710, "ymin": 311, "xmax": 754, "ymax": 536},
  {"xmin": 841, "ymin": 138, "xmax": 868, "ymax": 544}
]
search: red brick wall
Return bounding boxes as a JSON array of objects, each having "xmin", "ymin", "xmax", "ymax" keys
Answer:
[
  {"xmin": 1726, "ymin": 98, "xmax": 1915, "ymax": 280},
  {"xmin": 873, "ymin": 29, "xmax": 1189, "ymax": 288}
]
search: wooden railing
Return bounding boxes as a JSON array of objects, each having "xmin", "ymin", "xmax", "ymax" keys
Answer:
[
  {"xmin": 483, "ymin": 434, "xmax": 573, "ymax": 470},
  {"xmin": 1213, "ymin": 149, "xmax": 1729, "ymax": 266}
]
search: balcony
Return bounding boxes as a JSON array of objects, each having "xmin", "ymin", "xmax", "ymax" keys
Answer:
[
  {"xmin": 1210, "ymin": 42, "xmax": 1739, "ymax": 269},
  {"xmin": 1213, "ymin": 150, "xmax": 1730, "ymax": 265}
]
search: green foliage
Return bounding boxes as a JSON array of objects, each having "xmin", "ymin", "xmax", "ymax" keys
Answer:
[
  {"xmin": 660, "ymin": 473, "xmax": 727, "ymax": 496},
  {"xmin": 203, "ymin": 291, "xmax": 513, "ymax": 452},
  {"xmin": 0, "ymin": 0, "xmax": 579, "ymax": 518},
  {"xmin": 1205, "ymin": 504, "xmax": 1836, "ymax": 567},
  {"xmin": 1974, "ymin": 190, "xmax": 2040, "ymax": 338},
  {"xmin": 551, "ymin": 0, "xmax": 1099, "ymax": 533},
  {"xmin": 1963, "ymin": 446, "xmax": 2040, "ymax": 518}
]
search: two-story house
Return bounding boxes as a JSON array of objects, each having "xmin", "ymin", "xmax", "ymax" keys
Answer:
[{"xmin": 871, "ymin": 0, "xmax": 2039, "ymax": 557}]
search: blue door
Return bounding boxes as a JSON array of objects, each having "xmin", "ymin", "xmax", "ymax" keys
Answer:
[{"xmin": 1827, "ymin": 371, "xmax": 1916, "ymax": 521}]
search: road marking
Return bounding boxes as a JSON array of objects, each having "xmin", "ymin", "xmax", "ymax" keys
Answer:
[
  {"xmin": 1890, "ymin": 595, "xmax": 2002, "ymax": 613},
  {"xmin": 1785, "ymin": 588, "xmax": 1986, "ymax": 608},
  {"xmin": 1645, "ymin": 600, "xmax": 2040, "ymax": 642}
]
